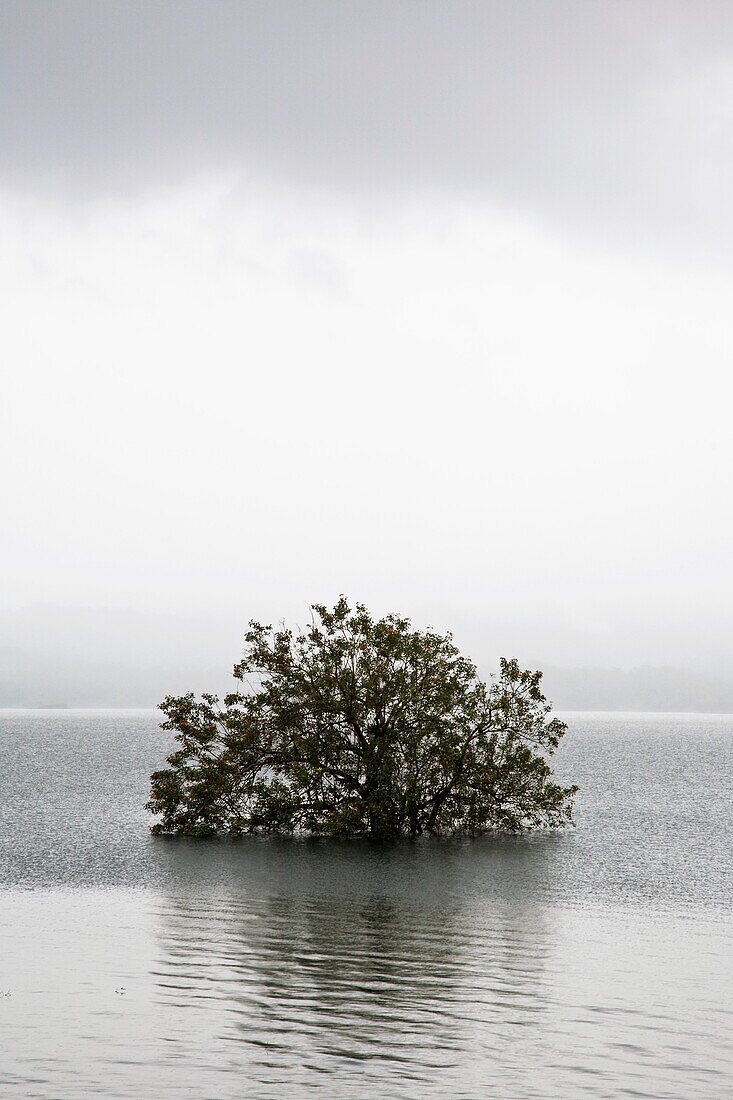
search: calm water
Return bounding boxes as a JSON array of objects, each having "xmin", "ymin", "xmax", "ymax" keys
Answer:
[{"xmin": 0, "ymin": 710, "xmax": 731, "ymax": 1098}]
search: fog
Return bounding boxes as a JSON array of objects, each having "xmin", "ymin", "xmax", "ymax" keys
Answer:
[{"xmin": 2, "ymin": 2, "xmax": 732, "ymax": 706}]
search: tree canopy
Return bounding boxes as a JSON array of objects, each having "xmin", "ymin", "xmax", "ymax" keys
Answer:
[{"xmin": 147, "ymin": 598, "xmax": 577, "ymax": 838}]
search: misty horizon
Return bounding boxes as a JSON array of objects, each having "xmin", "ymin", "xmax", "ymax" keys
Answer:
[{"xmin": 2, "ymin": 603, "xmax": 733, "ymax": 712}]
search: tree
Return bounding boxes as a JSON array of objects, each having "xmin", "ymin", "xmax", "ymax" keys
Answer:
[{"xmin": 147, "ymin": 598, "xmax": 577, "ymax": 838}]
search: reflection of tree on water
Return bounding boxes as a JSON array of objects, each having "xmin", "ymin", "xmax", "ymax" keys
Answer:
[{"xmin": 152, "ymin": 839, "xmax": 558, "ymax": 1089}]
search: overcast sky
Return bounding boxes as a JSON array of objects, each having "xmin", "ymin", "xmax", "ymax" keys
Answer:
[{"xmin": 2, "ymin": 1, "xmax": 732, "ymax": 686}]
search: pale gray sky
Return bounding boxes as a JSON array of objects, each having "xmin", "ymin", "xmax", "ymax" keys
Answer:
[{"xmin": 1, "ymin": 1, "xmax": 732, "ymax": 700}]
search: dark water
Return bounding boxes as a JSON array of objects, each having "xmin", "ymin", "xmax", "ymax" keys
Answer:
[{"xmin": 0, "ymin": 710, "xmax": 731, "ymax": 1098}]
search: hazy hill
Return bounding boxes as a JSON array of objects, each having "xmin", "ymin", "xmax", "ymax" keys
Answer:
[{"xmin": 2, "ymin": 606, "xmax": 733, "ymax": 712}]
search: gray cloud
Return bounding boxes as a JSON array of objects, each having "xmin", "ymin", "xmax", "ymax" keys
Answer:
[{"xmin": 2, "ymin": 1, "xmax": 732, "ymax": 253}]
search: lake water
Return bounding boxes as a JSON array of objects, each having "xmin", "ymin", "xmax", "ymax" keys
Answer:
[{"xmin": 0, "ymin": 710, "xmax": 731, "ymax": 1098}]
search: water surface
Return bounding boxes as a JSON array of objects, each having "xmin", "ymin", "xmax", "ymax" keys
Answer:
[{"xmin": 0, "ymin": 710, "xmax": 731, "ymax": 1097}]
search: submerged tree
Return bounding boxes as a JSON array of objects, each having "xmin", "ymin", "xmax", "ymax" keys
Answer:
[{"xmin": 147, "ymin": 598, "xmax": 577, "ymax": 837}]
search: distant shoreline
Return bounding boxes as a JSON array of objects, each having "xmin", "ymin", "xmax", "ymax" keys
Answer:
[{"xmin": 4, "ymin": 705, "xmax": 733, "ymax": 717}]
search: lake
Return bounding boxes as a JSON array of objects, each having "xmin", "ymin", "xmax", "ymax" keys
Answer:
[{"xmin": 0, "ymin": 710, "xmax": 731, "ymax": 1098}]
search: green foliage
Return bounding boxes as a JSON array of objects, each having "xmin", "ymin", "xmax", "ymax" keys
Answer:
[{"xmin": 147, "ymin": 598, "xmax": 577, "ymax": 838}]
